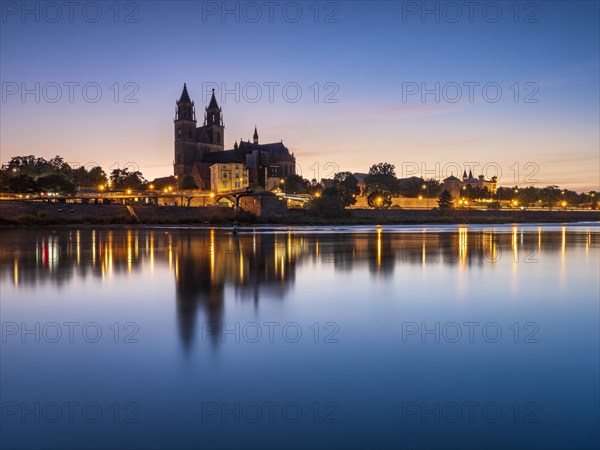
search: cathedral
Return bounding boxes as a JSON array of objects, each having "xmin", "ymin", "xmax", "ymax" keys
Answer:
[{"xmin": 174, "ymin": 83, "xmax": 296, "ymax": 190}]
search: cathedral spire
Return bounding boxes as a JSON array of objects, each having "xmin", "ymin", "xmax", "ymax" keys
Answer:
[
  {"xmin": 179, "ymin": 83, "xmax": 191, "ymax": 103},
  {"xmin": 253, "ymin": 125, "xmax": 259, "ymax": 144},
  {"xmin": 208, "ymin": 88, "xmax": 219, "ymax": 109},
  {"xmin": 176, "ymin": 83, "xmax": 195, "ymax": 121},
  {"xmin": 205, "ymin": 88, "xmax": 222, "ymax": 127}
]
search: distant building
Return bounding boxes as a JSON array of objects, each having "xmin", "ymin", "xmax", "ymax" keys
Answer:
[
  {"xmin": 443, "ymin": 170, "xmax": 498, "ymax": 200},
  {"xmin": 210, "ymin": 163, "xmax": 249, "ymax": 194},
  {"xmin": 174, "ymin": 83, "xmax": 296, "ymax": 190},
  {"xmin": 319, "ymin": 178, "xmax": 334, "ymax": 190},
  {"xmin": 352, "ymin": 173, "xmax": 369, "ymax": 192}
]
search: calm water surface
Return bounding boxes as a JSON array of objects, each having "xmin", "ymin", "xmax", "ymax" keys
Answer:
[{"xmin": 1, "ymin": 224, "xmax": 599, "ymax": 450}]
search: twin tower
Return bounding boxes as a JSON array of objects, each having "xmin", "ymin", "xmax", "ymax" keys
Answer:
[
  {"xmin": 173, "ymin": 83, "xmax": 225, "ymax": 178},
  {"xmin": 173, "ymin": 83, "xmax": 296, "ymax": 190}
]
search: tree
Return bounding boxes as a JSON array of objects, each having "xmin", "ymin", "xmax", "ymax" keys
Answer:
[
  {"xmin": 36, "ymin": 174, "xmax": 76, "ymax": 194},
  {"xmin": 71, "ymin": 165, "xmax": 107, "ymax": 188},
  {"xmin": 181, "ymin": 174, "xmax": 198, "ymax": 190},
  {"xmin": 469, "ymin": 186, "xmax": 492, "ymax": 200},
  {"xmin": 437, "ymin": 189, "xmax": 454, "ymax": 209},
  {"xmin": 7, "ymin": 174, "xmax": 36, "ymax": 193},
  {"xmin": 333, "ymin": 171, "xmax": 360, "ymax": 207},
  {"xmin": 366, "ymin": 184, "xmax": 392, "ymax": 208},
  {"xmin": 366, "ymin": 162, "xmax": 398, "ymax": 194},
  {"xmin": 308, "ymin": 178, "xmax": 322, "ymax": 196},
  {"xmin": 110, "ymin": 168, "xmax": 146, "ymax": 190},
  {"xmin": 307, "ymin": 187, "xmax": 347, "ymax": 217},
  {"xmin": 368, "ymin": 162, "xmax": 396, "ymax": 177},
  {"xmin": 284, "ymin": 174, "xmax": 310, "ymax": 194}
]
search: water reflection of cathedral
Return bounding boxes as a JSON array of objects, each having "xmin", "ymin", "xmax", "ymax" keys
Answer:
[{"xmin": 2, "ymin": 227, "xmax": 597, "ymax": 348}]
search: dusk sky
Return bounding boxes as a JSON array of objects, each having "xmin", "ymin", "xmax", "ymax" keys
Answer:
[{"xmin": 1, "ymin": 1, "xmax": 599, "ymax": 190}]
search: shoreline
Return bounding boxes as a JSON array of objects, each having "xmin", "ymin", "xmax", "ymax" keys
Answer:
[
  {"xmin": 1, "ymin": 200, "xmax": 599, "ymax": 227},
  {"xmin": 2, "ymin": 216, "xmax": 599, "ymax": 228}
]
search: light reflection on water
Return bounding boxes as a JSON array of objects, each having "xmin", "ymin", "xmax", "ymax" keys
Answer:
[{"xmin": 1, "ymin": 224, "xmax": 599, "ymax": 450}]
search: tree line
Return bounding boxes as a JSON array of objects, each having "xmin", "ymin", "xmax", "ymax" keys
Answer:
[
  {"xmin": 0, "ymin": 155, "xmax": 199, "ymax": 194},
  {"xmin": 1, "ymin": 155, "xmax": 596, "ymax": 210}
]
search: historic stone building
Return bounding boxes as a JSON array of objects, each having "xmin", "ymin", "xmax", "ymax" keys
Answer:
[
  {"xmin": 443, "ymin": 170, "xmax": 498, "ymax": 200},
  {"xmin": 174, "ymin": 83, "xmax": 296, "ymax": 190}
]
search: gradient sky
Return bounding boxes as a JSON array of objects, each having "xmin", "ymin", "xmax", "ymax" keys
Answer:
[{"xmin": 1, "ymin": 1, "xmax": 599, "ymax": 190}]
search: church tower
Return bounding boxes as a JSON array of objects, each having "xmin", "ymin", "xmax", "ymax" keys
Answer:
[
  {"xmin": 174, "ymin": 83, "xmax": 197, "ymax": 177},
  {"xmin": 253, "ymin": 126, "xmax": 259, "ymax": 144},
  {"xmin": 198, "ymin": 89, "xmax": 224, "ymax": 152}
]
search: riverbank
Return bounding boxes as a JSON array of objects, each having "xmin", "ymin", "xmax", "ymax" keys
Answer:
[{"xmin": 1, "ymin": 201, "xmax": 599, "ymax": 226}]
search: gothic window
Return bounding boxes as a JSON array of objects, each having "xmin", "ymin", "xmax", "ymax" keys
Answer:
[
  {"xmin": 216, "ymin": 132, "xmax": 221, "ymax": 143},
  {"xmin": 178, "ymin": 129, "xmax": 181, "ymax": 138}
]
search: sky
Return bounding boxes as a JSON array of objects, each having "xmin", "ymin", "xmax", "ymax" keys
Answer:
[{"xmin": 1, "ymin": 0, "xmax": 599, "ymax": 191}]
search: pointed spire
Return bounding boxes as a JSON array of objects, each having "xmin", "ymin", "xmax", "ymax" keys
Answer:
[
  {"xmin": 234, "ymin": 140, "xmax": 238, "ymax": 150},
  {"xmin": 462, "ymin": 170, "xmax": 467, "ymax": 179},
  {"xmin": 179, "ymin": 83, "xmax": 191, "ymax": 103},
  {"xmin": 208, "ymin": 88, "xmax": 219, "ymax": 109},
  {"xmin": 253, "ymin": 125, "xmax": 259, "ymax": 144},
  {"xmin": 468, "ymin": 169, "xmax": 473, "ymax": 179}
]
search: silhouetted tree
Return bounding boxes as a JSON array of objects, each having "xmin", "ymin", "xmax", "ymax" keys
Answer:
[
  {"xmin": 110, "ymin": 168, "xmax": 146, "ymax": 190},
  {"xmin": 366, "ymin": 162, "xmax": 398, "ymax": 194},
  {"xmin": 284, "ymin": 174, "xmax": 310, "ymax": 194},
  {"xmin": 37, "ymin": 174, "xmax": 76, "ymax": 194},
  {"xmin": 333, "ymin": 171, "xmax": 360, "ymax": 207},
  {"xmin": 366, "ymin": 184, "xmax": 392, "ymax": 208},
  {"xmin": 437, "ymin": 189, "xmax": 454, "ymax": 209},
  {"xmin": 181, "ymin": 174, "xmax": 198, "ymax": 190}
]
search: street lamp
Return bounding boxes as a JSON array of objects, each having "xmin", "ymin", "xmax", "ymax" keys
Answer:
[
  {"xmin": 174, "ymin": 175, "xmax": 179, "ymax": 192},
  {"xmin": 422, "ymin": 184, "xmax": 429, "ymax": 208}
]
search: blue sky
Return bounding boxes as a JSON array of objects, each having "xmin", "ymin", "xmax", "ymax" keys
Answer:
[{"xmin": 1, "ymin": 1, "xmax": 598, "ymax": 190}]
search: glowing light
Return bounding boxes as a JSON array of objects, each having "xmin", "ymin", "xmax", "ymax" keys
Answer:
[
  {"xmin": 149, "ymin": 184, "xmax": 154, "ymax": 190},
  {"xmin": 126, "ymin": 189, "xmax": 132, "ymax": 194}
]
